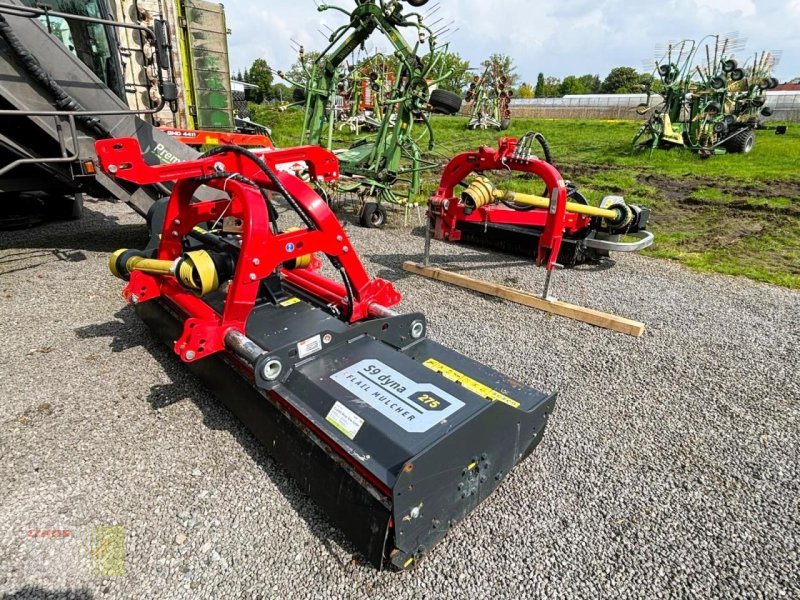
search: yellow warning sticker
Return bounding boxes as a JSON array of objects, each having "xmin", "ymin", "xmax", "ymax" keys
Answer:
[
  {"xmin": 279, "ymin": 297, "xmax": 301, "ymax": 307},
  {"xmin": 422, "ymin": 358, "xmax": 521, "ymax": 409}
]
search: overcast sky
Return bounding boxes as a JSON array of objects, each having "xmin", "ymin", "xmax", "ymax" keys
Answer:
[{"xmin": 224, "ymin": 0, "xmax": 800, "ymax": 84}]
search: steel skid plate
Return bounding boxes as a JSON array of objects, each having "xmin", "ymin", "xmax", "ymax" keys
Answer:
[{"xmin": 137, "ymin": 285, "xmax": 555, "ymax": 570}]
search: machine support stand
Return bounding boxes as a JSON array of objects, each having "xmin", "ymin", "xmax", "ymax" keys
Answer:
[
  {"xmin": 423, "ymin": 211, "xmax": 432, "ymax": 267},
  {"xmin": 541, "ymin": 268, "xmax": 554, "ymax": 301}
]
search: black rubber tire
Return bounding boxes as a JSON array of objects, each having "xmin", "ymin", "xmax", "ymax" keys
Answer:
[
  {"xmin": 760, "ymin": 106, "xmax": 774, "ymax": 117},
  {"xmin": 406, "ymin": 0, "xmax": 429, "ymax": 6},
  {"xmin": 730, "ymin": 68, "xmax": 745, "ymax": 82},
  {"xmin": 429, "ymin": 89, "xmax": 463, "ymax": 115},
  {"xmin": 721, "ymin": 59, "xmax": 738, "ymax": 73},
  {"xmin": 44, "ymin": 193, "xmax": 83, "ymax": 220},
  {"xmin": 292, "ymin": 87, "xmax": 306, "ymax": 103},
  {"xmin": 752, "ymin": 96, "xmax": 766, "ymax": 107},
  {"xmin": 710, "ymin": 76, "xmax": 726, "ymax": 90},
  {"xmin": 146, "ymin": 197, "xmax": 170, "ymax": 234},
  {"xmin": 725, "ymin": 128, "xmax": 755, "ymax": 154},
  {"xmin": 360, "ymin": 202, "xmax": 387, "ymax": 229},
  {"xmin": 769, "ymin": 77, "xmax": 779, "ymax": 89},
  {"xmin": 500, "ymin": 117, "xmax": 511, "ymax": 130},
  {"xmin": 69, "ymin": 193, "xmax": 84, "ymax": 220},
  {"xmin": 705, "ymin": 101, "xmax": 722, "ymax": 116}
]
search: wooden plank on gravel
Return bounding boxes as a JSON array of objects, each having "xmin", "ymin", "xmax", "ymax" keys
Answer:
[{"xmin": 402, "ymin": 261, "xmax": 645, "ymax": 337}]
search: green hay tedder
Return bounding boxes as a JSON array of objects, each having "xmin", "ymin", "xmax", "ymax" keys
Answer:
[{"xmin": 279, "ymin": 0, "xmax": 462, "ymax": 227}]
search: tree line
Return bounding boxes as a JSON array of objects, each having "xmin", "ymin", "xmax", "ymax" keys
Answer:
[{"xmin": 235, "ymin": 52, "xmax": 664, "ymax": 104}]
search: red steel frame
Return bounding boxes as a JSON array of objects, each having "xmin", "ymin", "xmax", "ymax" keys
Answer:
[
  {"xmin": 429, "ymin": 138, "xmax": 588, "ymax": 270},
  {"xmin": 160, "ymin": 127, "xmax": 274, "ymax": 148},
  {"xmin": 95, "ymin": 137, "xmax": 401, "ymax": 365},
  {"xmin": 357, "ymin": 75, "xmax": 394, "ymax": 111}
]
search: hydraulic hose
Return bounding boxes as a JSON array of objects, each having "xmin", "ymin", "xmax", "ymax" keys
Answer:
[
  {"xmin": 192, "ymin": 169, "xmax": 279, "ymax": 227},
  {"xmin": 501, "ymin": 132, "xmax": 553, "ymax": 212},
  {"xmin": 533, "ymin": 132, "xmax": 553, "ymax": 165},
  {"xmin": 327, "ymin": 256, "xmax": 355, "ymax": 321},
  {"xmin": 197, "ymin": 145, "xmax": 356, "ymax": 321},
  {"xmin": 0, "ymin": 13, "xmax": 111, "ymax": 138},
  {"xmin": 199, "ymin": 145, "xmax": 315, "ymax": 231}
]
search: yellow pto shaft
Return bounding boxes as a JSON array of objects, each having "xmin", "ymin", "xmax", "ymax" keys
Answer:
[
  {"xmin": 109, "ymin": 249, "xmax": 220, "ymax": 296},
  {"xmin": 497, "ymin": 190, "xmax": 618, "ymax": 220},
  {"xmin": 116, "ymin": 254, "xmax": 174, "ymax": 276},
  {"xmin": 461, "ymin": 176, "xmax": 620, "ymax": 220}
]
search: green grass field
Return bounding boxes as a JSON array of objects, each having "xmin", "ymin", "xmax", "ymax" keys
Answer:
[{"xmin": 253, "ymin": 106, "xmax": 800, "ymax": 288}]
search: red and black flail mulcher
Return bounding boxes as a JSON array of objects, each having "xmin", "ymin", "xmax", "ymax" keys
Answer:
[{"xmin": 100, "ymin": 137, "xmax": 555, "ymax": 570}]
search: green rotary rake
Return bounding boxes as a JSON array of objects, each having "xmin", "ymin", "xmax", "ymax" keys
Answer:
[{"xmin": 633, "ymin": 35, "xmax": 778, "ymax": 157}]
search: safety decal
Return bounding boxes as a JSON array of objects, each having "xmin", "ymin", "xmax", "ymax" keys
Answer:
[
  {"xmin": 297, "ymin": 334, "xmax": 322, "ymax": 359},
  {"xmin": 279, "ymin": 297, "xmax": 301, "ymax": 307},
  {"xmin": 422, "ymin": 358, "xmax": 521, "ymax": 409},
  {"xmin": 330, "ymin": 359, "xmax": 464, "ymax": 433}
]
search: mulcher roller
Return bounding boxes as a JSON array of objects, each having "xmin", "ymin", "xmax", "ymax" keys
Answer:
[{"xmin": 98, "ymin": 138, "xmax": 555, "ymax": 570}]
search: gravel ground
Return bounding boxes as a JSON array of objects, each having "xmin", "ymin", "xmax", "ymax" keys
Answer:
[{"xmin": 0, "ymin": 200, "xmax": 798, "ymax": 599}]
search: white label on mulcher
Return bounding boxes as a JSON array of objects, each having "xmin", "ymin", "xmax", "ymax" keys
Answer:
[
  {"xmin": 326, "ymin": 401, "xmax": 364, "ymax": 440},
  {"xmin": 297, "ymin": 334, "xmax": 322, "ymax": 359},
  {"xmin": 330, "ymin": 359, "xmax": 464, "ymax": 433}
]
